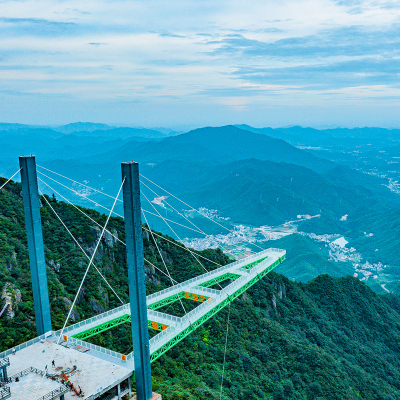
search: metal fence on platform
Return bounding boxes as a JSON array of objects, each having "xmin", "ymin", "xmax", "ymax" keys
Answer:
[
  {"xmin": 0, "ymin": 386, "xmax": 11, "ymax": 400},
  {"xmin": 0, "ymin": 333, "xmax": 49, "ymax": 359}
]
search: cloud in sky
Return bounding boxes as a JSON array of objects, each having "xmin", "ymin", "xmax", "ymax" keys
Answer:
[{"xmin": 0, "ymin": 0, "xmax": 399, "ymax": 128}]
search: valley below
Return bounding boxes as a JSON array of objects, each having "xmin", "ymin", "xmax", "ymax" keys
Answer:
[{"xmin": 181, "ymin": 208, "xmax": 393, "ymax": 293}]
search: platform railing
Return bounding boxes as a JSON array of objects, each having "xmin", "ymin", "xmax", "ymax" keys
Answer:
[
  {"xmin": 7, "ymin": 366, "xmax": 45, "ymax": 381},
  {"xmin": 0, "ymin": 366, "xmax": 69, "ymax": 400},
  {"xmin": 55, "ymin": 249, "xmax": 282, "ymax": 341},
  {"xmin": 37, "ymin": 384, "xmax": 70, "ymax": 400},
  {"xmin": 147, "ymin": 310, "xmax": 181, "ymax": 325},
  {"xmin": 190, "ymin": 286, "xmax": 220, "ymax": 296},
  {"xmin": 54, "ymin": 304, "xmax": 130, "ymax": 336},
  {"xmin": 0, "ymin": 358, "xmax": 9, "ymax": 369},
  {"xmin": 0, "ymin": 333, "xmax": 49, "ymax": 359},
  {"xmin": 0, "ymin": 386, "xmax": 11, "ymax": 400},
  {"xmin": 65, "ymin": 336, "xmax": 125, "ymax": 362}
]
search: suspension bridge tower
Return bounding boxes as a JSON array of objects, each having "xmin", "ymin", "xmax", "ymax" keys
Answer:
[
  {"xmin": 19, "ymin": 155, "xmax": 52, "ymax": 336},
  {"xmin": 122, "ymin": 161, "xmax": 156, "ymax": 400}
]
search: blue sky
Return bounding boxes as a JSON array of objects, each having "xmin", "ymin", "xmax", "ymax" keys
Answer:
[{"xmin": 0, "ymin": 0, "xmax": 399, "ymax": 128}]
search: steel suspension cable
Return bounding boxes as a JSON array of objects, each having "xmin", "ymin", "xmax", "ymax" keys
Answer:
[
  {"xmin": 141, "ymin": 210, "xmax": 187, "ymax": 314},
  {"xmin": 37, "ymin": 166, "xmax": 228, "ymax": 239},
  {"xmin": 141, "ymin": 180, "xmax": 211, "ymax": 236},
  {"xmin": 37, "ymin": 167, "xmax": 258, "ymax": 252},
  {"xmin": 37, "ymin": 169, "xmax": 256, "ymax": 270},
  {"xmin": 39, "ymin": 190, "xmax": 124, "ymax": 304},
  {"xmin": 0, "ymin": 169, "xmax": 21, "ymax": 191},
  {"xmin": 38, "ymin": 177, "xmax": 125, "ymax": 243},
  {"xmin": 142, "ymin": 228, "xmax": 223, "ymax": 267},
  {"xmin": 140, "ymin": 192, "xmax": 231, "ymax": 269},
  {"xmin": 141, "ymin": 190, "xmax": 224, "ymax": 290},
  {"xmin": 37, "ymin": 170, "xmax": 204, "ymax": 234},
  {"xmin": 140, "ymin": 180, "xmax": 235, "ymax": 256},
  {"xmin": 37, "ymin": 166, "xmax": 263, "ymax": 251},
  {"xmin": 37, "ymin": 170, "xmax": 124, "ymax": 217},
  {"xmin": 37, "ymin": 177, "xmax": 178, "ymax": 284},
  {"xmin": 34, "ymin": 179, "xmax": 124, "ymax": 400},
  {"xmin": 142, "ymin": 210, "xmax": 204, "ymax": 235},
  {"xmin": 140, "ymin": 173, "xmax": 232, "ymax": 232},
  {"xmin": 37, "ymin": 165, "xmax": 123, "ymax": 202},
  {"xmin": 142, "ymin": 192, "xmax": 222, "ymax": 272},
  {"xmin": 38, "ymin": 173, "xmax": 221, "ymax": 272},
  {"xmin": 140, "ymin": 174, "xmax": 264, "ymax": 251},
  {"xmin": 56, "ymin": 179, "xmax": 124, "ymax": 340}
]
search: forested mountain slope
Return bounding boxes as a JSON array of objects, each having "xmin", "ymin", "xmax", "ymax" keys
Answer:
[
  {"xmin": 1, "ymin": 177, "xmax": 400, "ymax": 400},
  {"xmin": 178, "ymin": 159, "xmax": 400, "ymax": 227},
  {"xmin": 273, "ymin": 234, "xmax": 354, "ymax": 282}
]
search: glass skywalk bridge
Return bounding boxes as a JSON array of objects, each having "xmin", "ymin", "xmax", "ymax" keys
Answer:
[{"xmin": 57, "ymin": 248, "xmax": 286, "ymax": 366}]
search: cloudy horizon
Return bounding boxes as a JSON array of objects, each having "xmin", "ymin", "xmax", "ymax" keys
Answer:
[{"xmin": 1, "ymin": 0, "xmax": 399, "ymax": 129}]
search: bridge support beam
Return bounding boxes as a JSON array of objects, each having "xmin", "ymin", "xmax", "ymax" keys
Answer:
[
  {"xmin": 121, "ymin": 162, "xmax": 153, "ymax": 400},
  {"xmin": 19, "ymin": 156, "xmax": 52, "ymax": 336}
]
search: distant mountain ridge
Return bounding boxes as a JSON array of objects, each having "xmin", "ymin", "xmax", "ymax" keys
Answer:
[
  {"xmin": 30, "ymin": 125, "xmax": 399, "ymax": 230},
  {"xmin": 61, "ymin": 125, "xmax": 336, "ymax": 175},
  {"xmin": 0, "ymin": 123, "xmax": 166, "ymax": 176},
  {"xmin": 237, "ymin": 124, "xmax": 400, "ymax": 149},
  {"xmin": 176, "ymin": 158, "xmax": 400, "ymax": 226},
  {"xmin": 55, "ymin": 122, "xmax": 114, "ymax": 133},
  {"xmin": 160, "ymin": 125, "xmax": 336, "ymax": 172}
]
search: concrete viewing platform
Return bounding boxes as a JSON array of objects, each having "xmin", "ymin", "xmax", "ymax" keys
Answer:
[
  {"xmin": 3, "ymin": 339, "xmax": 132, "ymax": 399},
  {"xmin": 6, "ymin": 371, "xmax": 62, "ymax": 400}
]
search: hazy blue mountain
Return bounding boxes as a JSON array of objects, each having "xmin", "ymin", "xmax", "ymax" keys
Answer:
[
  {"xmin": 1, "ymin": 124, "xmax": 335, "ymax": 177},
  {"xmin": 165, "ymin": 125, "xmax": 336, "ymax": 172},
  {"xmin": 54, "ymin": 122, "xmax": 114, "ymax": 133},
  {"xmin": 0, "ymin": 125, "xmax": 163, "ymax": 177},
  {"xmin": 54, "ymin": 123, "xmax": 166, "ymax": 139},
  {"xmin": 80, "ymin": 138, "xmax": 223, "ymax": 166},
  {"xmin": 238, "ymin": 124, "xmax": 400, "ymax": 149},
  {"xmin": 79, "ymin": 127, "xmax": 166, "ymax": 139},
  {"xmin": 35, "ymin": 144, "xmax": 399, "ymax": 234},
  {"xmin": 51, "ymin": 125, "xmax": 336, "ymax": 184},
  {"xmin": 28, "ymin": 126, "xmax": 340, "ymax": 223}
]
